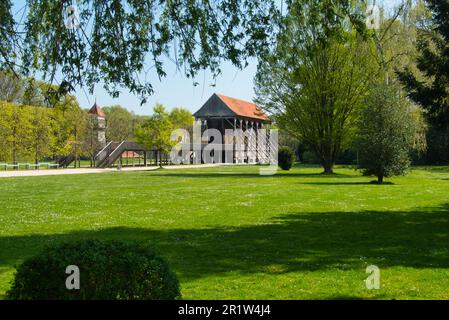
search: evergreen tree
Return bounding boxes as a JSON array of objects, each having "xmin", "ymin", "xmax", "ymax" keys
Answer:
[{"xmin": 398, "ymin": 0, "xmax": 449, "ymax": 163}]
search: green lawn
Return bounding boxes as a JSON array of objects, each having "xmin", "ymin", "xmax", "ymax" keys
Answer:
[{"xmin": 1, "ymin": 165, "xmax": 449, "ymax": 299}]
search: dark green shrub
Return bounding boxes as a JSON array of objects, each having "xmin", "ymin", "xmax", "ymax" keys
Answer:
[
  {"xmin": 301, "ymin": 150, "xmax": 320, "ymax": 164},
  {"xmin": 278, "ymin": 147, "xmax": 295, "ymax": 170},
  {"xmin": 6, "ymin": 240, "xmax": 181, "ymax": 300}
]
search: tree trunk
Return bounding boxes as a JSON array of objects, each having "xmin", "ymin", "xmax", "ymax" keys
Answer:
[
  {"xmin": 12, "ymin": 130, "xmax": 16, "ymax": 166},
  {"xmin": 322, "ymin": 165, "xmax": 334, "ymax": 175},
  {"xmin": 159, "ymin": 149, "xmax": 163, "ymax": 168},
  {"xmin": 317, "ymin": 146, "xmax": 336, "ymax": 175},
  {"xmin": 323, "ymin": 167, "xmax": 334, "ymax": 174},
  {"xmin": 377, "ymin": 175, "xmax": 384, "ymax": 184}
]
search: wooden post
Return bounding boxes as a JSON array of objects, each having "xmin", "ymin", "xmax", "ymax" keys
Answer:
[{"xmin": 221, "ymin": 118, "xmax": 225, "ymax": 163}]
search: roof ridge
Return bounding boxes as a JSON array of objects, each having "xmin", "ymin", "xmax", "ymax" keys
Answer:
[
  {"xmin": 217, "ymin": 93, "xmax": 256, "ymax": 104},
  {"xmin": 216, "ymin": 94, "xmax": 269, "ymax": 121}
]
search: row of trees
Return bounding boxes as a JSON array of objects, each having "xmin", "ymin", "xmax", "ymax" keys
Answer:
[
  {"xmin": 0, "ymin": 73, "xmax": 87, "ymax": 163},
  {"xmin": 0, "ymin": 99, "xmax": 193, "ymax": 166},
  {"xmin": 0, "ymin": 101, "xmax": 85, "ymax": 164},
  {"xmin": 0, "ymin": 70, "xmax": 193, "ymax": 165},
  {"xmin": 255, "ymin": 0, "xmax": 437, "ymax": 183}
]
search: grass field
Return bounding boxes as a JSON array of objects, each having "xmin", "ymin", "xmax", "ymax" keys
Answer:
[{"xmin": 1, "ymin": 165, "xmax": 449, "ymax": 299}]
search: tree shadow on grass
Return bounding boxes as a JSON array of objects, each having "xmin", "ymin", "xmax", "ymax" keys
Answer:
[
  {"xmin": 300, "ymin": 182, "xmax": 384, "ymax": 186},
  {"xmin": 1, "ymin": 204, "xmax": 449, "ymax": 288},
  {"xmin": 301, "ymin": 180, "xmax": 396, "ymax": 186},
  {"xmin": 145, "ymin": 171, "xmax": 357, "ymax": 179},
  {"xmin": 142, "ymin": 163, "xmax": 359, "ymax": 179},
  {"xmin": 326, "ymin": 295, "xmax": 385, "ymax": 300}
]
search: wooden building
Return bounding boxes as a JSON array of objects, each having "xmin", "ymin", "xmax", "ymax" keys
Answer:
[{"xmin": 193, "ymin": 94, "xmax": 272, "ymax": 164}]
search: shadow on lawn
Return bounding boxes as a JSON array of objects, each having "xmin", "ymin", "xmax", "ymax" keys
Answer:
[
  {"xmin": 1, "ymin": 204, "xmax": 449, "ymax": 286},
  {"xmin": 146, "ymin": 171, "xmax": 357, "ymax": 179},
  {"xmin": 300, "ymin": 181, "xmax": 392, "ymax": 186}
]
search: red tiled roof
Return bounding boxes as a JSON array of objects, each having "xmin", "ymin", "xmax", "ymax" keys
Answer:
[
  {"xmin": 121, "ymin": 151, "xmax": 139, "ymax": 158},
  {"xmin": 217, "ymin": 94, "xmax": 270, "ymax": 121},
  {"xmin": 88, "ymin": 102, "xmax": 105, "ymax": 118}
]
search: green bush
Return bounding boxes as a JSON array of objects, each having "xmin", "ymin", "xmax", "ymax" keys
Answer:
[
  {"xmin": 357, "ymin": 83, "xmax": 416, "ymax": 183},
  {"xmin": 6, "ymin": 240, "xmax": 181, "ymax": 300},
  {"xmin": 278, "ymin": 147, "xmax": 295, "ymax": 170}
]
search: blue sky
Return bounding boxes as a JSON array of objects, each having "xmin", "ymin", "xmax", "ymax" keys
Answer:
[{"xmin": 12, "ymin": 0, "xmax": 402, "ymax": 115}]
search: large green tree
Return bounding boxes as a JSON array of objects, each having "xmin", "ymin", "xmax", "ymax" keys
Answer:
[
  {"xmin": 169, "ymin": 107, "xmax": 194, "ymax": 139},
  {"xmin": 397, "ymin": 0, "xmax": 449, "ymax": 126},
  {"xmin": 102, "ymin": 105, "xmax": 135, "ymax": 142},
  {"xmin": 398, "ymin": 0, "xmax": 449, "ymax": 164},
  {"xmin": 0, "ymin": 103, "xmax": 36, "ymax": 163},
  {"xmin": 255, "ymin": 0, "xmax": 376, "ymax": 174},
  {"xmin": 135, "ymin": 104, "xmax": 174, "ymax": 167},
  {"xmin": 31, "ymin": 106, "xmax": 54, "ymax": 164},
  {"xmin": 371, "ymin": 0, "xmax": 431, "ymax": 82}
]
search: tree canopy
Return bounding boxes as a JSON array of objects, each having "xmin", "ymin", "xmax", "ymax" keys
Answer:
[
  {"xmin": 398, "ymin": 0, "xmax": 449, "ymax": 129},
  {"xmin": 0, "ymin": 0, "xmax": 280, "ymax": 103},
  {"xmin": 255, "ymin": 0, "xmax": 377, "ymax": 174},
  {"xmin": 135, "ymin": 104, "xmax": 175, "ymax": 167},
  {"xmin": 357, "ymin": 82, "xmax": 418, "ymax": 183},
  {"xmin": 102, "ymin": 105, "xmax": 136, "ymax": 142}
]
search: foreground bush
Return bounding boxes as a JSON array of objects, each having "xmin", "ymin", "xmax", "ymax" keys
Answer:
[
  {"xmin": 6, "ymin": 240, "xmax": 181, "ymax": 300},
  {"xmin": 278, "ymin": 147, "xmax": 295, "ymax": 170}
]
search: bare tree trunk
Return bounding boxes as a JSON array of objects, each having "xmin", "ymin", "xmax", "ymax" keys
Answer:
[{"xmin": 12, "ymin": 127, "xmax": 16, "ymax": 166}]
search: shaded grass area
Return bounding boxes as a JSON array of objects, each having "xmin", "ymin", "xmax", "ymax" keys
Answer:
[{"xmin": 1, "ymin": 165, "xmax": 449, "ymax": 299}]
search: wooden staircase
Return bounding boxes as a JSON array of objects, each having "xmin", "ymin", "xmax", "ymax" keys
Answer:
[
  {"xmin": 57, "ymin": 154, "xmax": 76, "ymax": 168},
  {"xmin": 95, "ymin": 141, "xmax": 148, "ymax": 168}
]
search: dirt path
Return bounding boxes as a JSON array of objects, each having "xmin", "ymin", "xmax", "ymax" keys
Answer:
[{"xmin": 0, "ymin": 164, "xmax": 223, "ymax": 178}]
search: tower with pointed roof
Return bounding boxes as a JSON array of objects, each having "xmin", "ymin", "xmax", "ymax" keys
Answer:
[{"xmin": 88, "ymin": 101, "xmax": 106, "ymax": 149}]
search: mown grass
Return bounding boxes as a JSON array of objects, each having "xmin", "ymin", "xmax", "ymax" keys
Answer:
[{"xmin": 1, "ymin": 164, "xmax": 449, "ymax": 299}]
